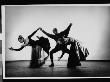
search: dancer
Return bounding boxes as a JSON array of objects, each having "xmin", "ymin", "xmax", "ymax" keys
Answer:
[
  {"xmin": 9, "ymin": 28, "xmax": 50, "ymax": 68},
  {"xmin": 58, "ymin": 38, "xmax": 81, "ymax": 68},
  {"xmin": 39, "ymin": 23, "xmax": 72, "ymax": 67}
]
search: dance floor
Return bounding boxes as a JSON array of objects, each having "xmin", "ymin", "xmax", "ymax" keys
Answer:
[{"xmin": 5, "ymin": 60, "xmax": 110, "ymax": 78}]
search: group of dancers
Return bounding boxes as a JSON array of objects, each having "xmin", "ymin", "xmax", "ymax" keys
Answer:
[{"xmin": 9, "ymin": 23, "xmax": 89, "ymax": 68}]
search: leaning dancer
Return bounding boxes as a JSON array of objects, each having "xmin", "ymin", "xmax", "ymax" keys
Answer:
[{"xmin": 9, "ymin": 28, "xmax": 50, "ymax": 68}]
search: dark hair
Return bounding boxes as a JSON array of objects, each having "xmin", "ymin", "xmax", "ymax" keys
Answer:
[
  {"xmin": 18, "ymin": 35, "xmax": 23, "ymax": 40},
  {"xmin": 53, "ymin": 28, "xmax": 57, "ymax": 31}
]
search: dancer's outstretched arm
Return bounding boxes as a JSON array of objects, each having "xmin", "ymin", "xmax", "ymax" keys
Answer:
[
  {"xmin": 40, "ymin": 28, "xmax": 55, "ymax": 39},
  {"xmin": 9, "ymin": 45, "xmax": 26, "ymax": 51}
]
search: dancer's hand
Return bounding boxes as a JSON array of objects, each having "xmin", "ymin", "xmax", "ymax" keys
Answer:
[
  {"xmin": 39, "ymin": 27, "xmax": 42, "ymax": 31},
  {"xmin": 70, "ymin": 23, "xmax": 72, "ymax": 25},
  {"xmin": 37, "ymin": 27, "xmax": 41, "ymax": 30},
  {"xmin": 9, "ymin": 47, "xmax": 14, "ymax": 51}
]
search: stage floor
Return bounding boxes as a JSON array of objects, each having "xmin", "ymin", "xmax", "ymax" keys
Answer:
[{"xmin": 4, "ymin": 60, "xmax": 110, "ymax": 78}]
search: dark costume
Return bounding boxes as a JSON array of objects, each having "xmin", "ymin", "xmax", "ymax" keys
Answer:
[
  {"xmin": 77, "ymin": 42, "xmax": 89, "ymax": 61},
  {"xmin": 28, "ymin": 36, "xmax": 50, "ymax": 68},
  {"xmin": 58, "ymin": 38, "xmax": 81, "ymax": 68},
  {"xmin": 77, "ymin": 45, "xmax": 86, "ymax": 61},
  {"xmin": 10, "ymin": 29, "xmax": 50, "ymax": 68},
  {"xmin": 41, "ymin": 23, "xmax": 80, "ymax": 67},
  {"xmin": 67, "ymin": 40, "xmax": 81, "ymax": 68},
  {"xmin": 84, "ymin": 48, "xmax": 89, "ymax": 58}
]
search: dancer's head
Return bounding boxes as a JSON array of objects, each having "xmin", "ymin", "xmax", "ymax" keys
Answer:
[
  {"xmin": 18, "ymin": 35, "xmax": 24, "ymax": 43},
  {"xmin": 53, "ymin": 28, "xmax": 58, "ymax": 34}
]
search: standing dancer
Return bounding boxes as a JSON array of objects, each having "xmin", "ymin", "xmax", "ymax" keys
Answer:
[
  {"xmin": 58, "ymin": 38, "xmax": 81, "ymax": 68},
  {"xmin": 39, "ymin": 23, "xmax": 72, "ymax": 67}
]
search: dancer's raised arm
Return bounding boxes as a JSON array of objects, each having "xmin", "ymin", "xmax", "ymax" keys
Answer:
[
  {"xmin": 39, "ymin": 28, "xmax": 55, "ymax": 39},
  {"xmin": 28, "ymin": 27, "xmax": 40, "ymax": 38},
  {"xmin": 59, "ymin": 23, "xmax": 72, "ymax": 37}
]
